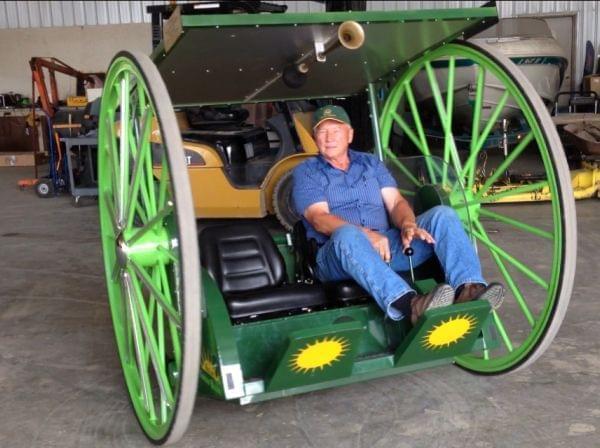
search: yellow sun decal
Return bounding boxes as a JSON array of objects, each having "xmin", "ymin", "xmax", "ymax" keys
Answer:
[
  {"xmin": 422, "ymin": 314, "xmax": 478, "ymax": 350},
  {"xmin": 290, "ymin": 336, "xmax": 350, "ymax": 373},
  {"xmin": 201, "ymin": 350, "xmax": 220, "ymax": 382}
]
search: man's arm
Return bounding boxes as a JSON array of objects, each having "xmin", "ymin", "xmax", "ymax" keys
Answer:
[
  {"xmin": 304, "ymin": 202, "xmax": 347, "ymax": 236},
  {"xmin": 381, "ymin": 187, "xmax": 417, "ymax": 230},
  {"xmin": 304, "ymin": 202, "xmax": 393, "ymax": 262},
  {"xmin": 381, "ymin": 187, "xmax": 435, "ymax": 249}
]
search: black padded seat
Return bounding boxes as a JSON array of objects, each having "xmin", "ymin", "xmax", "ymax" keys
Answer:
[
  {"xmin": 323, "ymin": 280, "xmax": 369, "ymax": 304},
  {"xmin": 199, "ymin": 224, "xmax": 328, "ymax": 320}
]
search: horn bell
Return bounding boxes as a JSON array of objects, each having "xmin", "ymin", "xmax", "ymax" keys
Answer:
[{"xmin": 337, "ymin": 21, "xmax": 365, "ymax": 50}]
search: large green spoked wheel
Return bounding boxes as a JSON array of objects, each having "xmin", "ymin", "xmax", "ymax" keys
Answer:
[
  {"xmin": 380, "ymin": 41, "xmax": 576, "ymax": 374},
  {"xmin": 98, "ymin": 51, "xmax": 200, "ymax": 444}
]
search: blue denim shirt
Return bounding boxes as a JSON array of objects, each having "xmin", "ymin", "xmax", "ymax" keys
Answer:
[{"xmin": 292, "ymin": 149, "xmax": 398, "ymax": 244}]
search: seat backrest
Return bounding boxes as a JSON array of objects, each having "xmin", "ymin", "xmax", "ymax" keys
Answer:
[
  {"xmin": 292, "ymin": 220, "xmax": 318, "ymax": 281},
  {"xmin": 199, "ymin": 224, "xmax": 286, "ymax": 295}
]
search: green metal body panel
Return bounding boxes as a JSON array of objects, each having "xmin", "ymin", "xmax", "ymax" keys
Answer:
[
  {"xmin": 197, "ymin": 270, "xmax": 239, "ymax": 399},
  {"xmin": 236, "ymin": 301, "xmax": 492, "ymax": 405},
  {"xmin": 152, "ymin": 8, "xmax": 498, "ymax": 106},
  {"xmin": 233, "ymin": 303, "xmax": 400, "ymax": 380},
  {"xmin": 198, "ymin": 263, "xmax": 495, "ymax": 404}
]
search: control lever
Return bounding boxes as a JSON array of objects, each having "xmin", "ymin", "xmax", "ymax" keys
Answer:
[{"xmin": 404, "ymin": 247, "xmax": 415, "ymax": 283}]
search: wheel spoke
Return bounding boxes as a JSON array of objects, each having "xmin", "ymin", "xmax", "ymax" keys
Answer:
[
  {"xmin": 105, "ymin": 115, "xmax": 121, "ymax": 209},
  {"xmin": 403, "ymin": 81, "xmax": 441, "ymax": 182},
  {"xmin": 157, "ymin": 246, "xmax": 177, "ymax": 263},
  {"xmin": 157, "ymin": 151, "xmax": 170, "ymax": 210},
  {"xmin": 155, "ymin": 268, "xmax": 166, "ymax": 364},
  {"xmin": 134, "ymin": 163, "xmax": 156, "ymax": 220},
  {"xmin": 443, "ymin": 56, "xmax": 456, "ymax": 185},
  {"xmin": 391, "ymin": 111, "xmax": 424, "ymax": 155},
  {"xmin": 468, "ymin": 66, "xmax": 486, "ymax": 188},
  {"xmin": 126, "ymin": 109, "xmax": 153, "ymax": 230},
  {"xmin": 128, "ymin": 267, "xmax": 175, "ymax": 408},
  {"xmin": 491, "ymin": 310, "xmax": 514, "ymax": 352},
  {"xmin": 424, "ymin": 60, "xmax": 448, "ymax": 126},
  {"xmin": 157, "ymin": 261, "xmax": 182, "ymax": 369},
  {"xmin": 144, "ymin": 121, "xmax": 159, "ymax": 217},
  {"xmin": 102, "ymin": 191, "xmax": 119, "ymax": 236},
  {"xmin": 382, "ymin": 148, "xmax": 422, "ymax": 187},
  {"xmin": 123, "ymin": 272, "xmax": 156, "ymax": 417},
  {"xmin": 404, "ymin": 81, "xmax": 432, "ymax": 158},
  {"xmin": 471, "ymin": 224, "xmax": 549, "ymax": 290},
  {"xmin": 118, "ymin": 74, "xmax": 131, "ymax": 226},
  {"xmin": 479, "ymin": 207, "xmax": 553, "ymax": 240},
  {"xmin": 473, "ymin": 132, "xmax": 535, "ymax": 199},
  {"xmin": 479, "ymin": 180, "xmax": 549, "ymax": 204},
  {"xmin": 424, "ymin": 60, "xmax": 463, "ymax": 178},
  {"xmin": 472, "ymin": 90, "xmax": 510, "ymax": 157},
  {"xmin": 471, "ymin": 219, "xmax": 536, "ymax": 327},
  {"xmin": 110, "ymin": 257, "xmax": 122, "ymax": 283},
  {"xmin": 129, "ymin": 259, "xmax": 181, "ymax": 328},
  {"xmin": 127, "ymin": 201, "xmax": 174, "ymax": 246}
]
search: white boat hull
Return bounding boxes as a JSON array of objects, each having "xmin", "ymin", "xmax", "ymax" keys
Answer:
[{"xmin": 412, "ymin": 36, "xmax": 567, "ymax": 126}]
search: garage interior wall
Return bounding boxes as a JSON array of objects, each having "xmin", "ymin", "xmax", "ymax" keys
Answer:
[
  {"xmin": 0, "ymin": 24, "xmax": 151, "ymax": 99},
  {"xmin": 0, "ymin": 1, "xmax": 598, "ymax": 98}
]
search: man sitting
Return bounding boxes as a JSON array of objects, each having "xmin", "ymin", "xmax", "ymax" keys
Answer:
[{"xmin": 292, "ymin": 105, "xmax": 504, "ymax": 324}]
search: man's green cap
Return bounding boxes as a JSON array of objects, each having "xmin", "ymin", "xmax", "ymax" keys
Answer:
[{"xmin": 313, "ymin": 105, "xmax": 351, "ymax": 130}]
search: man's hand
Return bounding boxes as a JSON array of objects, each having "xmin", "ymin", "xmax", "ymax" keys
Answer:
[
  {"xmin": 401, "ymin": 224, "xmax": 435, "ymax": 250},
  {"xmin": 364, "ymin": 229, "xmax": 391, "ymax": 263}
]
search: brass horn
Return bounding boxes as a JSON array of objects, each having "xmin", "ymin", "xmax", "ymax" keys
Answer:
[
  {"xmin": 337, "ymin": 20, "xmax": 365, "ymax": 51},
  {"xmin": 249, "ymin": 21, "xmax": 366, "ymax": 96},
  {"xmin": 281, "ymin": 21, "xmax": 365, "ymax": 89},
  {"xmin": 316, "ymin": 20, "xmax": 365, "ymax": 61}
]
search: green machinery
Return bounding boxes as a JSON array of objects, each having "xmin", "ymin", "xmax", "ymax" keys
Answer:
[{"xmin": 98, "ymin": 2, "xmax": 577, "ymax": 444}]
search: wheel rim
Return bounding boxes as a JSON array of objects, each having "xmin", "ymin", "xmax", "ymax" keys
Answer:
[
  {"xmin": 380, "ymin": 42, "xmax": 576, "ymax": 373},
  {"xmin": 98, "ymin": 51, "xmax": 200, "ymax": 443}
]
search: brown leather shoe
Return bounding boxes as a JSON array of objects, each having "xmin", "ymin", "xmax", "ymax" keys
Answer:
[
  {"xmin": 455, "ymin": 282, "xmax": 505, "ymax": 310},
  {"xmin": 410, "ymin": 284, "xmax": 454, "ymax": 325},
  {"xmin": 455, "ymin": 283, "xmax": 486, "ymax": 304}
]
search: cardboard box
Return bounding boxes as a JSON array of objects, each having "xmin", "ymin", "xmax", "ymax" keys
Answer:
[
  {"xmin": 67, "ymin": 96, "xmax": 87, "ymax": 107},
  {"xmin": 583, "ymin": 75, "xmax": 600, "ymax": 96},
  {"xmin": 0, "ymin": 152, "xmax": 35, "ymax": 167},
  {"xmin": 86, "ymin": 88, "xmax": 102, "ymax": 102}
]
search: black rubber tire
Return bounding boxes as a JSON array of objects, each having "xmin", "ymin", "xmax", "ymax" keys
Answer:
[
  {"xmin": 35, "ymin": 179, "xmax": 54, "ymax": 198},
  {"xmin": 273, "ymin": 169, "xmax": 301, "ymax": 231}
]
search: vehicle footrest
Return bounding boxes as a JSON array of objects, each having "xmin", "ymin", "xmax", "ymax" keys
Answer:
[
  {"xmin": 265, "ymin": 320, "xmax": 365, "ymax": 392},
  {"xmin": 394, "ymin": 301, "xmax": 492, "ymax": 367}
]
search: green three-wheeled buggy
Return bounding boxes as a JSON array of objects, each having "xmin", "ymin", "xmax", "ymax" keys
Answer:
[{"xmin": 98, "ymin": 1, "xmax": 577, "ymax": 444}]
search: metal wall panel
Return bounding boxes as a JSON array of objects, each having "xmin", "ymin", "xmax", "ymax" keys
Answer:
[{"xmin": 0, "ymin": 1, "xmax": 168, "ymax": 28}]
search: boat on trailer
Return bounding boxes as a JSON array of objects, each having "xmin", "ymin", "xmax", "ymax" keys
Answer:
[{"xmin": 412, "ymin": 17, "xmax": 568, "ymax": 125}]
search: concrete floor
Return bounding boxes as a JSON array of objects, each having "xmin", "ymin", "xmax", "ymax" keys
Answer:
[{"xmin": 1, "ymin": 166, "xmax": 599, "ymax": 448}]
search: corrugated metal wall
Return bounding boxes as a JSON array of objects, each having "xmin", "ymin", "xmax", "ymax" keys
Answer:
[
  {"xmin": 0, "ymin": 1, "xmax": 168, "ymax": 28},
  {"xmin": 1, "ymin": 1, "xmax": 598, "ymax": 81}
]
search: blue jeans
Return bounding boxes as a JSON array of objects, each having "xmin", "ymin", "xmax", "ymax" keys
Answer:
[{"xmin": 315, "ymin": 205, "xmax": 486, "ymax": 321}]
